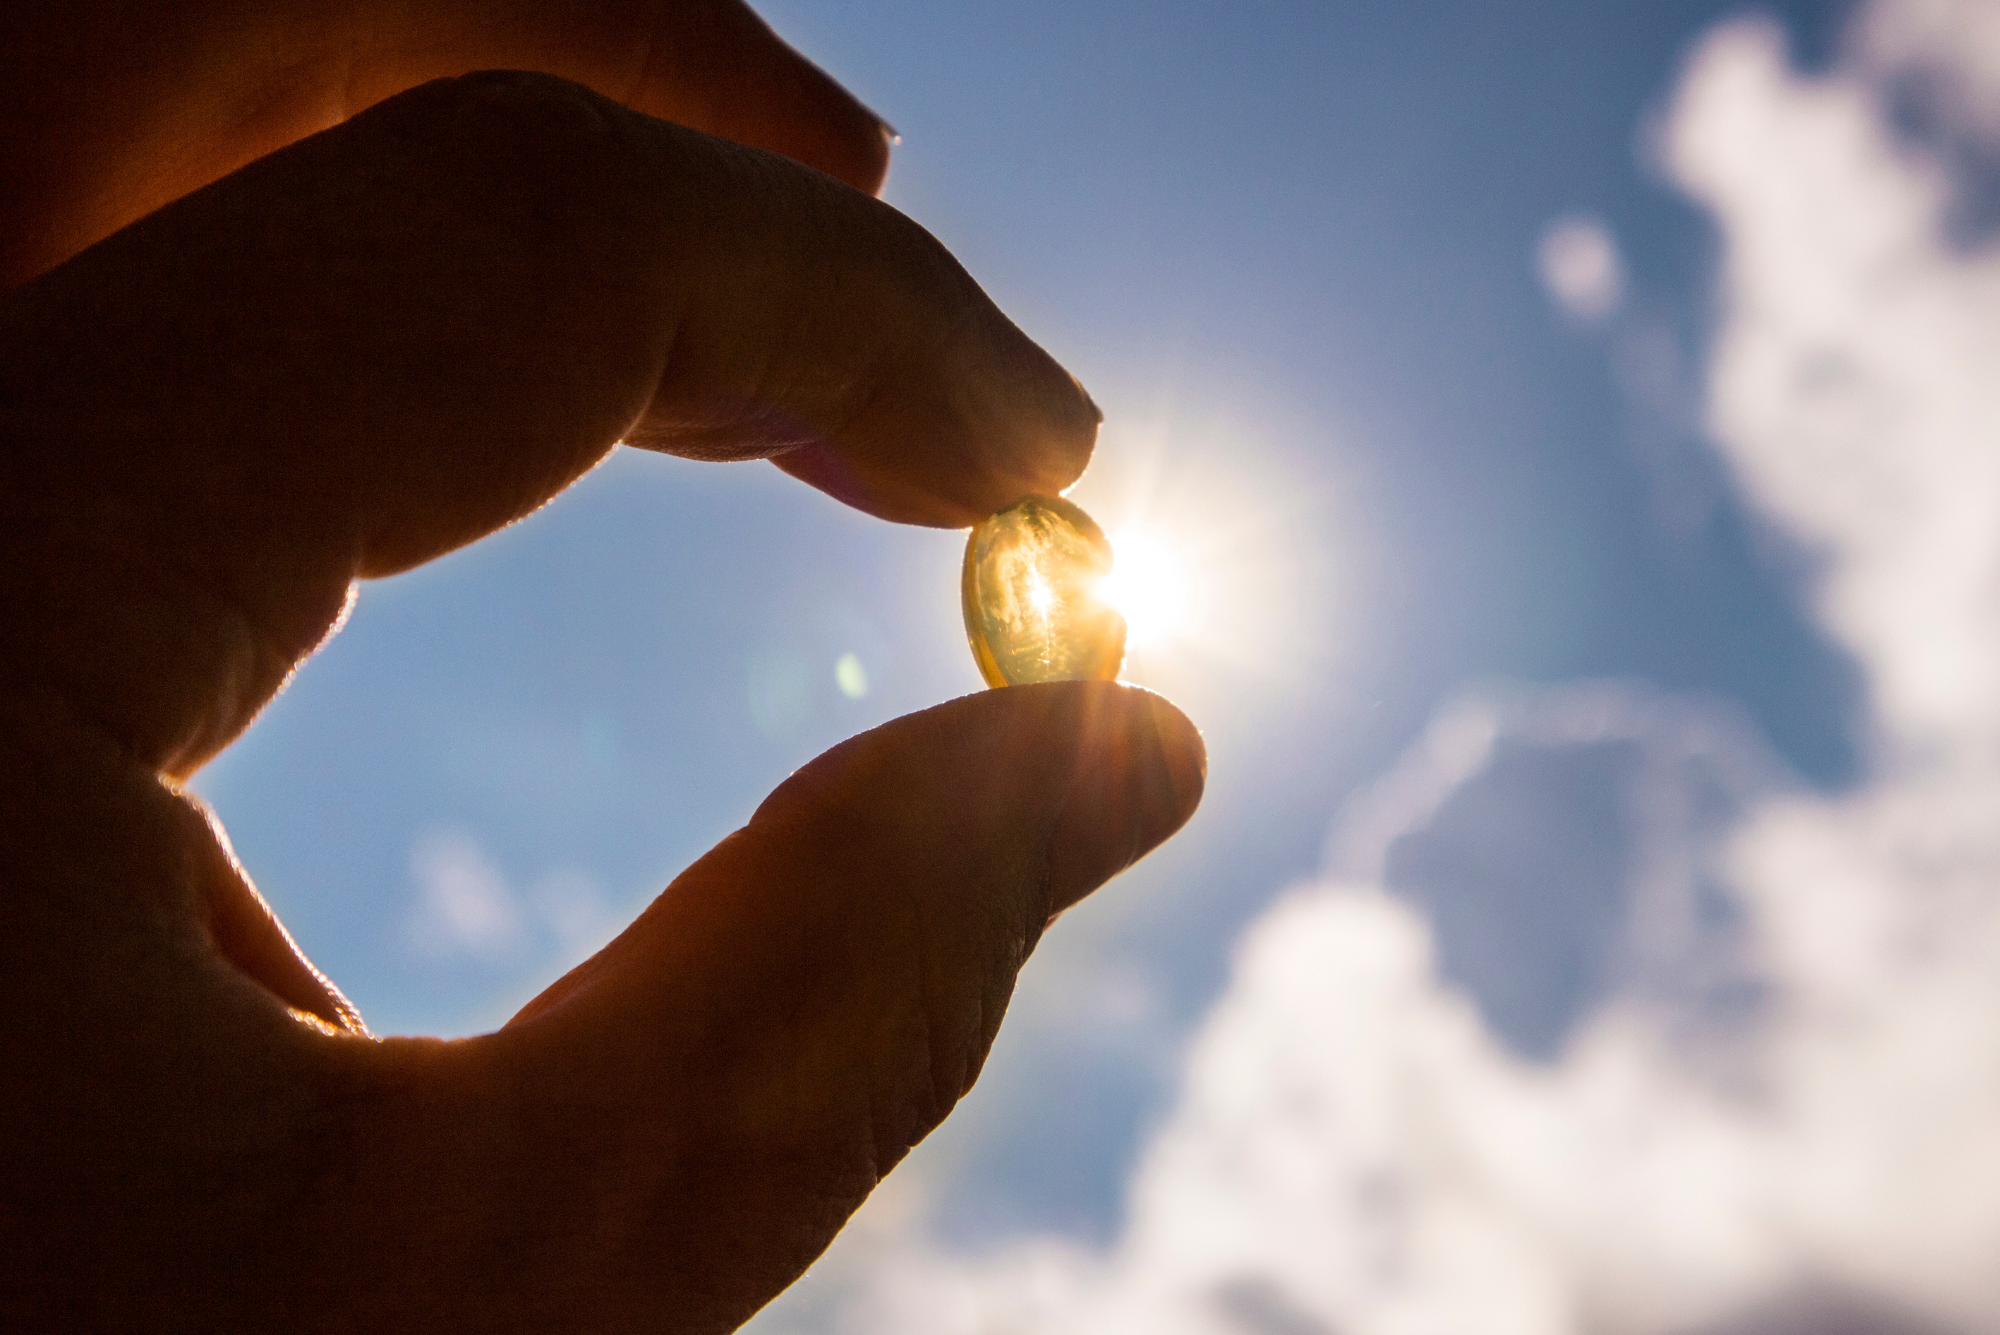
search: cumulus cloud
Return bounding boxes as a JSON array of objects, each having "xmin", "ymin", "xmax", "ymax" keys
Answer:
[
  {"xmin": 1668, "ymin": 13, "xmax": 2000, "ymax": 751},
  {"xmin": 748, "ymin": 5, "xmax": 2000, "ymax": 1332},
  {"xmin": 1854, "ymin": 0, "xmax": 2000, "ymax": 148},
  {"xmin": 832, "ymin": 693, "xmax": 2000, "ymax": 1333}
]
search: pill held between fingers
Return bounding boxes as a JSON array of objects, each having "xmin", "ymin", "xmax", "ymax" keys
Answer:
[{"xmin": 962, "ymin": 495, "xmax": 1127, "ymax": 688}]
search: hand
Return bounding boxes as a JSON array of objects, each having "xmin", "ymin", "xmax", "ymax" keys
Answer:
[{"xmin": 0, "ymin": 5, "xmax": 1205, "ymax": 1331}]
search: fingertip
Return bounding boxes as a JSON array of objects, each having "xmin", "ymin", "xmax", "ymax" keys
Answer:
[
  {"xmin": 770, "ymin": 313, "xmax": 1102, "ymax": 529},
  {"xmin": 1042, "ymin": 684, "xmax": 1204, "ymax": 913},
  {"xmin": 956, "ymin": 326, "xmax": 1104, "ymax": 518},
  {"xmin": 1078, "ymin": 375, "xmax": 1106, "ymax": 427},
  {"xmin": 745, "ymin": 681, "xmax": 1201, "ymax": 893},
  {"xmin": 783, "ymin": 86, "xmax": 893, "ymax": 196},
  {"xmin": 853, "ymin": 115, "xmax": 896, "ymax": 198},
  {"xmin": 960, "ymin": 316, "xmax": 1102, "ymax": 489},
  {"xmin": 747, "ymin": 31, "xmax": 894, "ymax": 196},
  {"xmin": 1140, "ymin": 687, "xmax": 1208, "ymax": 819},
  {"xmin": 637, "ymin": 0, "xmax": 896, "ymax": 196}
]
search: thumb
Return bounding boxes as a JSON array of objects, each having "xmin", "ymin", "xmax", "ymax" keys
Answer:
[
  {"xmin": 351, "ymin": 684, "xmax": 1204, "ymax": 1330},
  {"xmin": 0, "ymin": 679, "xmax": 1202, "ymax": 1329}
]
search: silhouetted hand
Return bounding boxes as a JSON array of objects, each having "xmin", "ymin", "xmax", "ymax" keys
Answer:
[{"xmin": 0, "ymin": 3, "xmax": 1204, "ymax": 1330}]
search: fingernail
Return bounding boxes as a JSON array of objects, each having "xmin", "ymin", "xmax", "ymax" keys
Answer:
[{"xmin": 1044, "ymin": 687, "xmax": 1206, "ymax": 916}]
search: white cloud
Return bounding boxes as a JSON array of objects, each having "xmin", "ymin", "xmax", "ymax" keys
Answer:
[
  {"xmin": 749, "ymin": 5, "xmax": 2000, "ymax": 1333},
  {"xmin": 1854, "ymin": 0, "xmax": 2000, "ymax": 144},
  {"xmin": 1667, "ymin": 14, "xmax": 2000, "ymax": 753}
]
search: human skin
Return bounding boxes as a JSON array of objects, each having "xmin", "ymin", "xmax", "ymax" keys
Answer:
[{"xmin": 0, "ymin": 3, "xmax": 1205, "ymax": 1330}]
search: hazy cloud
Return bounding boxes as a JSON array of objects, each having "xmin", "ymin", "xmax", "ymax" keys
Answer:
[
  {"xmin": 405, "ymin": 828, "xmax": 619, "ymax": 968},
  {"xmin": 531, "ymin": 867, "xmax": 623, "ymax": 963},
  {"xmin": 1538, "ymin": 215, "xmax": 1627, "ymax": 323},
  {"xmin": 406, "ymin": 828, "xmax": 525, "ymax": 962}
]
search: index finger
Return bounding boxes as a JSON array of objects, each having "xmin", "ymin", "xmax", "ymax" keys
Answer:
[{"xmin": 0, "ymin": 73, "xmax": 1097, "ymax": 776}]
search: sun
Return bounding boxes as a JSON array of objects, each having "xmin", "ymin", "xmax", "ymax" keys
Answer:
[{"xmin": 1096, "ymin": 526, "xmax": 1194, "ymax": 651}]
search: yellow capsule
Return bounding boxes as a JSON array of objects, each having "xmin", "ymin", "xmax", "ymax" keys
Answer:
[{"xmin": 962, "ymin": 494, "xmax": 1127, "ymax": 688}]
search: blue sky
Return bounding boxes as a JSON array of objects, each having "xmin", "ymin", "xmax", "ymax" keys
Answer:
[
  {"xmin": 192, "ymin": 0, "xmax": 2000, "ymax": 1329},
  {"xmin": 198, "ymin": 0, "xmax": 1857, "ymax": 1017}
]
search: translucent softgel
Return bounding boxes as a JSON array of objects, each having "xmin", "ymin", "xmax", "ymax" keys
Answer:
[{"xmin": 962, "ymin": 495, "xmax": 1127, "ymax": 688}]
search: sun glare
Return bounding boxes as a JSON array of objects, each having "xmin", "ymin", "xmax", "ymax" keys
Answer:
[
  {"xmin": 1057, "ymin": 400, "xmax": 1337, "ymax": 701},
  {"xmin": 1098, "ymin": 527, "xmax": 1193, "ymax": 650}
]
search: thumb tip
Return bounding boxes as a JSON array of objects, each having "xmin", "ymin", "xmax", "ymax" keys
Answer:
[
  {"xmin": 1135, "ymin": 687, "xmax": 1206, "ymax": 837},
  {"xmin": 1045, "ymin": 683, "xmax": 1205, "ymax": 913}
]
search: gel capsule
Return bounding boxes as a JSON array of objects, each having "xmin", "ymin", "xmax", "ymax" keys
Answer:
[{"xmin": 962, "ymin": 495, "xmax": 1127, "ymax": 688}]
